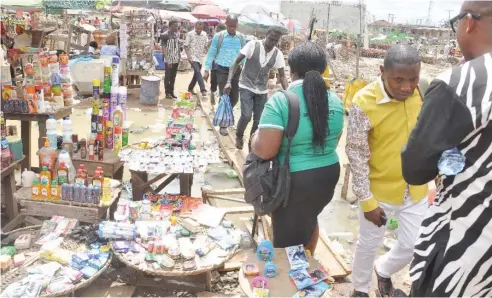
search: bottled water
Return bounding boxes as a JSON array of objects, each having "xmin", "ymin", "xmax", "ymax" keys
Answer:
[{"xmin": 438, "ymin": 148, "xmax": 465, "ymax": 176}]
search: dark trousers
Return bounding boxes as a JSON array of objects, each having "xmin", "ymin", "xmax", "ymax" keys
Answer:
[
  {"xmin": 188, "ymin": 62, "xmax": 206, "ymax": 92},
  {"xmin": 236, "ymin": 88, "xmax": 267, "ymax": 140},
  {"xmin": 216, "ymin": 65, "xmax": 240, "ymax": 107},
  {"xmin": 164, "ymin": 62, "xmax": 179, "ymax": 95},
  {"xmin": 210, "ymin": 69, "xmax": 218, "ymax": 93}
]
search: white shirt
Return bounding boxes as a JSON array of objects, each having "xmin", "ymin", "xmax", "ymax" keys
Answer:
[{"xmin": 240, "ymin": 40, "xmax": 285, "ymax": 69}]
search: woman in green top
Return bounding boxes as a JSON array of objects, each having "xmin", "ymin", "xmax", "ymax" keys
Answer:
[{"xmin": 250, "ymin": 42, "xmax": 344, "ymax": 252}]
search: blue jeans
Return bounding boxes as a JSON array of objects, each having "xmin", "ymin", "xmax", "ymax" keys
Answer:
[
  {"xmin": 188, "ymin": 61, "xmax": 206, "ymax": 92},
  {"xmin": 236, "ymin": 88, "xmax": 268, "ymax": 139}
]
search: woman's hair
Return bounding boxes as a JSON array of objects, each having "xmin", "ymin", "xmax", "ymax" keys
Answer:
[
  {"xmin": 89, "ymin": 41, "xmax": 98, "ymax": 49},
  {"xmin": 288, "ymin": 42, "xmax": 329, "ymax": 149}
]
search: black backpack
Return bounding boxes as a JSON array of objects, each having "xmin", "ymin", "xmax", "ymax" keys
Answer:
[{"xmin": 243, "ymin": 90, "xmax": 300, "ymax": 216}]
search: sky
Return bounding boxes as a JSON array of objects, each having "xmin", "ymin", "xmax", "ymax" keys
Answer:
[{"xmin": 215, "ymin": 0, "xmax": 465, "ymax": 26}]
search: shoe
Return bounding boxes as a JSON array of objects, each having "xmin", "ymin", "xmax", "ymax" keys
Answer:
[
  {"xmin": 235, "ymin": 137, "xmax": 244, "ymax": 150},
  {"xmin": 171, "ymin": 94, "xmax": 178, "ymax": 99},
  {"xmin": 188, "ymin": 90, "xmax": 197, "ymax": 95},
  {"xmin": 351, "ymin": 290, "xmax": 369, "ymax": 297},
  {"xmin": 201, "ymin": 90, "xmax": 208, "ymax": 97},
  {"xmin": 165, "ymin": 94, "xmax": 173, "ymax": 99},
  {"xmin": 219, "ymin": 127, "xmax": 228, "ymax": 136},
  {"xmin": 374, "ymin": 268, "xmax": 395, "ymax": 297}
]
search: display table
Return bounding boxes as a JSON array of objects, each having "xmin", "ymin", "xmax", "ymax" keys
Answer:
[
  {"xmin": 14, "ymin": 183, "xmax": 121, "ymax": 223},
  {"xmin": 1, "ymin": 156, "xmax": 25, "ymax": 222},
  {"xmin": 71, "ymin": 149, "xmax": 124, "ymax": 180},
  {"xmin": 130, "ymin": 170, "xmax": 193, "ymax": 201},
  {"xmin": 3, "ymin": 106, "xmax": 74, "ymax": 171},
  {"xmin": 238, "ymin": 249, "xmax": 333, "ymax": 298}
]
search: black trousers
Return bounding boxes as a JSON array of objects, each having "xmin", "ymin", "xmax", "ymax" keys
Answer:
[
  {"xmin": 216, "ymin": 65, "xmax": 240, "ymax": 108},
  {"xmin": 164, "ymin": 62, "xmax": 179, "ymax": 95},
  {"xmin": 210, "ymin": 69, "xmax": 218, "ymax": 93}
]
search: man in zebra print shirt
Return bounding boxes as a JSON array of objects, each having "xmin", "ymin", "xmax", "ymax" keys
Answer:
[{"xmin": 402, "ymin": 1, "xmax": 492, "ymax": 296}]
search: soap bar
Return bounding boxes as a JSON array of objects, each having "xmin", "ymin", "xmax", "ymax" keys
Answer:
[
  {"xmin": 181, "ymin": 218, "xmax": 200, "ymax": 233},
  {"xmin": 13, "ymin": 253, "xmax": 25, "ymax": 267},
  {"xmin": 0, "ymin": 255, "xmax": 12, "ymax": 270},
  {"xmin": 14, "ymin": 234, "xmax": 32, "ymax": 250}
]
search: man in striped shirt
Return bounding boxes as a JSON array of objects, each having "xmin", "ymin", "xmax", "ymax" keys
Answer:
[
  {"xmin": 161, "ymin": 19, "xmax": 181, "ymax": 99},
  {"xmin": 203, "ymin": 14, "xmax": 246, "ymax": 136},
  {"xmin": 402, "ymin": 1, "xmax": 492, "ymax": 296}
]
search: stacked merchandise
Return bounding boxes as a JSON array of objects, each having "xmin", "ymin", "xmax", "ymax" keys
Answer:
[
  {"xmin": 1, "ymin": 51, "xmax": 73, "ymax": 114},
  {"xmin": 118, "ymin": 92, "xmax": 220, "ymax": 175},
  {"xmin": 29, "ymin": 162, "xmax": 116, "ymax": 206},
  {"xmin": 100, "ymin": 198, "xmax": 246, "ymax": 273},
  {"xmin": 0, "ymin": 112, "xmax": 12, "ymax": 168},
  {"xmin": 0, "ymin": 216, "xmax": 111, "ymax": 297},
  {"xmin": 124, "ymin": 10, "xmax": 155, "ymax": 72}
]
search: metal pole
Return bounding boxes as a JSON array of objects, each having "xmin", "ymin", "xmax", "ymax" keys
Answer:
[{"xmin": 356, "ymin": 1, "xmax": 363, "ymax": 78}]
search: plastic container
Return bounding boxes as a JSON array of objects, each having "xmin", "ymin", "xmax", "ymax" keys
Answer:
[
  {"xmin": 113, "ymin": 126, "xmax": 122, "ymax": 156},
  {"xmin": 21, "ymin": 169, "xmax": 36, "ymax": 187},
  {"xmin": 110, "ymin": 87, "xmax": 118, "ymax": 120},
  {"xmin": 31, "ymin": 179, "xmax": 40, "ymax": 199},
  {"xmin": 57, "ymin": 150, "xmax": 76, "ymax": 183},
  {"xmin": 8, "ymin": 139, "xmax": 22, "ymax": 161},
  {"xmin": 38, "ymin": 137, "xmax": 57, "ymax": 173},
  {"xmin": 111, "ymin": 57, "xmax": 120, "ymax": 87},
  {"xmin": 75, "ymin": 169, "xmax": 86, "ymax": 186},
  {"xmin": 122, "ymin": 122, "xmax": 130, "ymax": 147},
  {"xmin": 102, "ymin": 178, "xmax": 112, "ymax": 206},
  {"xmin": 39, "ymin": 166, "xmax": 52, "ymax": 186},
  {"xmin": 50, "ymin": 180, "xmax": 60, "ymax": 200},
  {"xmin": 113, "ymin": 106, "xmax": 124, "ymax": 128},
  {"xmin": 40, "ymin": 180, "xmax": 50, "ymax": 200},
  {"xmin": 105, "ymin": 120, "xmax": 113, "ymax": 149},
  {"xmin": 118, "ymin": 87, "xmax": 127, "ymax": 121},
  {"xmin": 46, "ymin": 116, "xmax": 58, "ymax": 149},
  {"xmin": 57, "ymin": 162, "xmax": 69, "ymax": 185},
  {"xmin": 140, "ymin": 76, "xmax": 160, "ymax": 105}
]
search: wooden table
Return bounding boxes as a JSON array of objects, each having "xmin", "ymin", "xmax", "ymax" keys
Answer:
[
  {"xmin": 238, "ymin": 248, "xmax": 332, "ymax": 298},
  {"xmin": 71, "ymin": 149, "xmax": 124, "ymax": 180},
  {"xmin": 3, "ymin": 106, "xmax": 74, "ymax": 171},
  {"xmin": 14, "ymin": 183, "xmax": 122, "ymax": 223},
  {"xmin": 1, "ymin": 156, "xmax": 25, "ymax": 223},
  {"xmin": 130, "ymin": 170, "xmax": 193, "ymax": 201}
]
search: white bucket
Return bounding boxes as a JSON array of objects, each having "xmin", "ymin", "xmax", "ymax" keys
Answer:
[{"xmin": 140, "ymin": 76, "xmax": 161, "ymax": 105}]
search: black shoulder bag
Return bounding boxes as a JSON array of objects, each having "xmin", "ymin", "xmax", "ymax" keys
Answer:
[{"xmin": 243, "ymin": 90, "xmax": 300, "ymax": 216}]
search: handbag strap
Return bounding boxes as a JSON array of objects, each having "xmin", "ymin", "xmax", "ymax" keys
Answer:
[{"xmin": 280, "ymin": 90, "xmax": 300, "ymax": 167}]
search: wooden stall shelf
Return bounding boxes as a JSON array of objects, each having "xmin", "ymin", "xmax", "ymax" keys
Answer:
[
  {"xmin": 3, "ymin": 105, "xmax": 74, "ymax": 171},
  {"xmin": 130, "ymin": 170, "xmax": 193, "ymax": 201},
  {"xmin": 15, "ymin": 184, "xmax": 122, "ymax": 223},
  {"xmin": 71, "ymin": 149, "xmax": 124, "ymax": 180},
  {"xmin": 1, "ymin": 156, "xmax": 25, "ymax": 224}
]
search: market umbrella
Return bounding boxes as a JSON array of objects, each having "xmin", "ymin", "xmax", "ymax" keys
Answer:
[
  {"xmin": 159, "ymin": 10, "xmax": 197, "ymax": 23},
  {"xmin": 191, "ymin": 4, "xmax": 226, "ymax": 20},
  {"xmin": 188, "ymin": 0, "xmax": 214, "ymax": 6},
  {"xmin": 283, "ymin": 19, "xmax": 304, "ymax": 31},
  {"xmin": 153, "ymin": 0, "xmax": 192, "ymax": 12}
]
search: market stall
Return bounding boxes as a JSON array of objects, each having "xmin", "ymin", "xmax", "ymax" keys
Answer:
[{"xmin": 0, "ymin": 217, "xmax": 112, "ymax": 297}]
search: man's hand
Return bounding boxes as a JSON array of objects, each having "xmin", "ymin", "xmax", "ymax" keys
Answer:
[
  {"xmin": 223, "ymin": 82, "xmax": 232, "ymax": 95},
  {"xmin": 203, "ymin": 70, "xmax": 210, "ymax": 82},
  {"xmin": 364, "ymin": 206, "xmax": 386, "ymax": 227}
]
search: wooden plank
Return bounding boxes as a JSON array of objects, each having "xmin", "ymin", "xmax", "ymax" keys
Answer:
[
  {"xmin": 3, "ymin": 105, "xmax": 73, "ymax": 122},
  {"xmin": 76, "ymin": 281, "xmax": 136, "ymax": 297},
  {"xmin": 3, "ymin": 172, "xmax": 18, "ymax": 222},
  {"xmin": 20, "ymin": 121, "xmax": 30, "ymax": 171},
  {"xmin": 223, "ymin": 206, "xmax": 255, "ymax": 215},
  {"xmin": 202, "ymin": 188, "xmax": 246, "ymax": 196},
  {"xmin": 219, "ymin": 251, "xmax": 249, "ymax": 272},
  {"xmin": 20, "ymin": 200, "xmax": 100, "ymax": 223},
  {"xmin": 136, "ymin": 271, "xmax": 209, "ymax": 292},
  {"xmin": 319, "ymin": 229, "xmax": 352, "ymax": 275},
  {"xmin": 71, "ymin": 149, "xmax": 124, "ymax": 178},
  {"xmin": 2, "ymin": 214, "xmax": 26, "ymax": 233},
  {"xmin": 24, "ymin": 216, "xmax": 42, "ymax": 226},
  {"xmin": 1, "ymin": 156, "xmax": 25, "ymax": 180}
]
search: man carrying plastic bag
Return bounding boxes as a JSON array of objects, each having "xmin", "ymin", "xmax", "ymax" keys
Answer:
[{"xmin": 213, "ymin": 94, "xmax": 234, "ymax": 129}]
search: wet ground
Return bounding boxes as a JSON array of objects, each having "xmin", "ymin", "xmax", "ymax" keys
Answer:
[{"xmin": 1, "ymin": 57, "xmax": 448, "ymax": 296}]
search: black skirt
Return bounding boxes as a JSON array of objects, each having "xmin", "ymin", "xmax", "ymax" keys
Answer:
[{"xmin": 271, "ymin": 163, "xmax": 340, "ymax": 248}]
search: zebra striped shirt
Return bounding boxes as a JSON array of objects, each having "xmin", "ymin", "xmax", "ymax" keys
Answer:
[
  {"xmin": 402, "ymin": 52, "xmax": 492, "ymax": 296},
  {"xmin": 161, "ymin": 31, "xmax": 181, "ymax": 64}
]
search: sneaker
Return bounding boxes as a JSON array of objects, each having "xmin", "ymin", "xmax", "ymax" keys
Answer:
[
  {"xmin": 235, "ymin": 137, "xmax": 244, "ymax": 150},
  {"xmin": 219, "ymin": 127, "xmax": 228, "ymax": 136},
  {"xmin": 188, "ymin": 90, "xmax": 197, "ymax": 95},
  {"xmin": 351, "ymin": 290, "xmax": 369, "ymax": 297},
  {"xmin": 374, "ymin": 268, "xmax": 395, "ymax": 297},
  {"xmin": 171, "ymin": 94, "xmax": 178, "ymax": 99},
  {"xmin": 165, "ymin": 94, "xmax": 173, "ymax": 99},
  {"xmin": 201, "ymin": 90, "xmax": 208, "ymax": 97}
]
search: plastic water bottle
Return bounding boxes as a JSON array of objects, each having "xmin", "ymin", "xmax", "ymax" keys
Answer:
[
  {"xmin": 46, "ymin": 116, "xmax": 57, "ymax": 149},
  {"xmin": 438, "ymin": 148, "xmax": 465, "ymax": 176}
]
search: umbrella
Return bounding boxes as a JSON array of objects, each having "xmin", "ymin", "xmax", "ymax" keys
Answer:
[
  {"xmin": 153, "ymin": 0, "xmax": 192, "ymax": 12},
  {"xmin": 188, "ymin": 0, "xmax": 214, "ymax": 6},
  {"xmin": 191, "ymin": 4, "xmax": 226, "ymax": 20},
  {"xmin": 159, "ymin": 10, "xmax": 197, "ymax": 23},
  {"xmin": 283, "ymin": 19, "xmax": 304, "ymax": 31}
]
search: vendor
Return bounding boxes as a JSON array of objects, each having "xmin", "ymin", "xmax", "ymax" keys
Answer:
[{"xmin": 100, "ymin": 35, "xmax": 119, "ymax": 57}]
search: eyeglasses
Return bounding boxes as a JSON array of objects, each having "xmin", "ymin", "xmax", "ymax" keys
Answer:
[{"xmin": 449, "ymin": 11, "xmax": 492, "ymax": 33}]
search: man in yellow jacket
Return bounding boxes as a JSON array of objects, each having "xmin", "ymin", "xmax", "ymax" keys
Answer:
[{"xmin": 346, "ymin": 45, "xmax": 432, "ymax": 297}]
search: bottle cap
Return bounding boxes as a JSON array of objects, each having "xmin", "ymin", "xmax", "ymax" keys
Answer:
[
  {"xmin": 33, "ymin": 178, "xmax": 39, "ymax": 184},
  {"xmin": 80, "ymin": 164, "xmax": 85, "ymax": 169},
  {"xmin": 93, "ymin": 79, "xmax": 100, "ymax": 87},
  {"xmin": 114, "ymin": 126, "xmax": 122, "ymax": 134},
  {"xmin": 51, "ymin": 180, "xmax": 58, "ymax": 185},
  {"xmin": 60, "ymin": 162, "xmax": 65, "ymax": 167},
  {"xmin": 42, "ymin": 166, "xmax": 48, "ymax": 171},
  {"xmin": 104, "ymin": 178, "xmax": 110, "ymax": 183},
  {"xmin": 97, "ymin": 134, "xmax": 103, "ymax": 141},
  {"xmin": 96, "ymin": 166, "xmax": 102, "ymax": 171}
]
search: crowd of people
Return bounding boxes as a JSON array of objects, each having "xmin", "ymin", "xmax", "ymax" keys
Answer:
[{"xmin": 158, "ymin": 0, "xmax": 491, "ymax": 296}]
